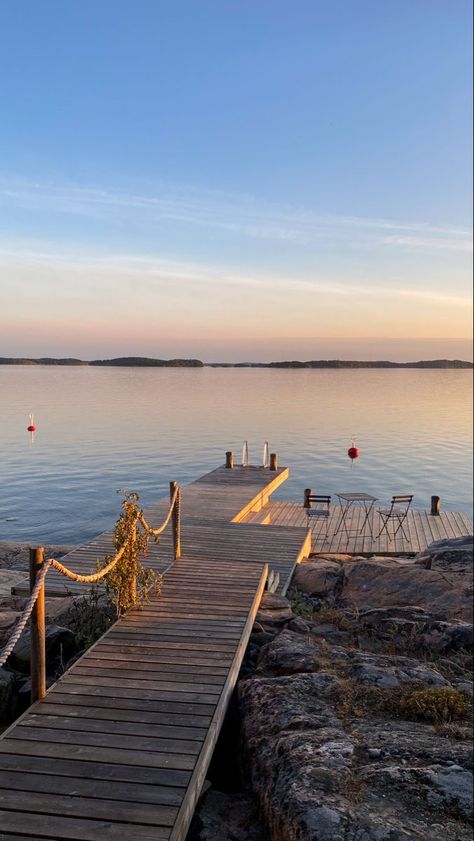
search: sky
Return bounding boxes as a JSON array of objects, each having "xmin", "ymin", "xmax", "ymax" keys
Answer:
[{"xmin": 0, "ymin": 0, "xmax": 472, "ymax": 362}]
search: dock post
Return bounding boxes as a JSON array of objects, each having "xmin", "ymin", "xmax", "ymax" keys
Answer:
[
  {"xmin": 225, "ymin": 451, "xmax": 234, "ymax": 469},
  {"xmin": 269, "ymin": 452, "xmax": 278, "ymax": 471},
  {"xmin": 431, "ymin": 495, "xmax": 441, "ymax": 516},
  {"xmin": 171, "ymin": 481, "xmax": 181, "ymax": 559},
  {"xmin": 29, "ymin": 547, "xmax": 46, "ymax": 703},
  {"xmin": 129, "ymin": 520, "xmax": 138, "ymax": 604},
  {"xmin": 304, "ymin": 488, "xmax": 311, "ymax": 508}
]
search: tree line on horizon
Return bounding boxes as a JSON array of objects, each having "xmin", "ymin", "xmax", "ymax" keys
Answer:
[{"xmin": 0, "ymin": 357, "xmax": 472, "ymax": 369}]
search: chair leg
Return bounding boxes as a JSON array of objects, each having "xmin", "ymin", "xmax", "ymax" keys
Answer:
[
  {"xmin": 376, "ymin": 517, "xmax": 391, "ymax": 540},
  {"xmin": 393, "ymin": 517, "xmax": 409, "ymax": 541}
]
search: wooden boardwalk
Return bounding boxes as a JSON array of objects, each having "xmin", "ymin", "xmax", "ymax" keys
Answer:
[
  {"xmin": 243, "ymin": 500, "xmax": 473, "ymax": 555},
  {"xmin": 13, "ymin": 465, "xmax": 304, "ymax": 598},
  {"xmin": 1, "ymin": 465, "xmax": 309, "ymax": 841}
]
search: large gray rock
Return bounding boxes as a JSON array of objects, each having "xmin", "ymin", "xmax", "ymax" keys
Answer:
[
  {"xmin": 416, "ymin": 536, "xmax": 473, "ymax": 572},
  {"xmin": 293, "ymin": 559, "xmax": 342, "ymax": 597},
  {"xmin": 351, "ymin": 652, "xmax": 450, "ymax": 689},
  {"xmin": 256, "ymin": 592, "xmax": 294, "ymax": 628},
  {"xmin": 239, "ymin": 673, "xmax": 473, "ymax": 840},
  {"xmin": 352, "ymin": 718, "xmax": 473, "ymax": 767},
  {"xmin": 0, "ymin": 610, "xmax": 20, "ymax": 647},
  {"xmin": 257, "ymin": 630, "xmax": 322, "ymax": 676},
  {"xmin": 10, "ymin": 624, "xmax": 76, "ymax": 673},
  {"xmin": 341, "ymin": 558, "xmax": 473, "ymax": 622}
]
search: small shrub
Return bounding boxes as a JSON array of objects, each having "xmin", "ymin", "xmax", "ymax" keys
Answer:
[
  {"xmin": 99, "ymin": 491, "xmax": 162, "ymax": 616},
  {"xmin": 399, "ymin": 687, "xmax": 470, "ymax": 724},
  {"xmin": 69, "ymin": 588, "xmax": 115, "ymax": 651},
  {"xmin": 289, "ymin": 590, "xmax": 317, "ymax": 620}
]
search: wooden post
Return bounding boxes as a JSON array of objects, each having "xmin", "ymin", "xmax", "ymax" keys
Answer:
[
  {"xmin": 29, "ymin": 547, "xmax": 46, "ymax": 703},
  {"xmin": 225, "ymin": 451, "xmax": 234, "ymax": 469},
  {"xmin": 269, "ymin": 452, "xmax": 278, "ymax": 471},
  {"xmin": 129, "ymin": 521, "xmax": 138, "ymax": 605},
  {"xmin": 304, "ymin": 488, "xmax": 312, "ymax": 508},
  {"xmin": 431, "ymin": 495, "xmax": 441, "ymax": 516},
  {"xmin": 171, "ymin": 481, "xmax": 181, "ymax": 559}
]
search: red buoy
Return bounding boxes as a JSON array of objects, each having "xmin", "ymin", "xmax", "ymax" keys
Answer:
[
  {"xmin": 27, "ymin": 413, "xmax": 36, "ymax": 437},
  {"xmin": 348, "ymin": 442, "xmax": 359, "ymax": 461}
]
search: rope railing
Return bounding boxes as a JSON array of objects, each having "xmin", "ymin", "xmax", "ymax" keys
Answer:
[
  {"xmin": 0, "ymin": 481, "xmax": 181, "ymax": 698},
  {"xmin": 138, "ymin": 484, "xmax": 179, "ymax": 537},
  {"xmin": 0, "ymin": 558, "xmax": 52, "ymax": 669}
]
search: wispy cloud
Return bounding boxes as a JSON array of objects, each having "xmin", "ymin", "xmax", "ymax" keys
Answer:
[
  {"xmin": 0, "ymin": 175, "xmax": 471, "ymax": 254},
  {"xmin": 0, "ymin": 243, "xmax": 470, "ymax": 308}
]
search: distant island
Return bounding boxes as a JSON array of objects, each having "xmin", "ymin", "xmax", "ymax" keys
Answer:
[
  {"xmin": 0, "ymin": 357, "xmax": 472, "ymax": 368},
  {"xmin": 0, "ymin": 357, "xmax": 204, "ymax": 367}
]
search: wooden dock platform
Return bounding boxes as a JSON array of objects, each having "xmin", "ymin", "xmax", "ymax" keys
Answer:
[
  {"xmin": 243, "ymin": 500, "xmax": 473, "ymax": 555},
  {"xmin": 1, "ymin": 464, "xmax": 310, "ymax": 840}
]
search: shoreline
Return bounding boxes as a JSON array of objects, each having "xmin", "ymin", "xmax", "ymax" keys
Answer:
[{"xmin": 1, "ymin": 356, "xmax": 472, "ymax": 369}]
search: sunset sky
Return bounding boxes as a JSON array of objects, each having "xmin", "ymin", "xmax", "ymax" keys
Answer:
[{"xmin": 0, "ymin": 1, "xmax": 472, "ymax": 362}]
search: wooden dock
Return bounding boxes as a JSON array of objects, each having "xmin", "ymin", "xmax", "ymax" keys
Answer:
[
  {"xmin": 243, "ymin": 500, "xmax": 473, "ymax": 555},
  {"xmin": 1, "ymin": 464, "xmax": 310, "ymax": 840}
]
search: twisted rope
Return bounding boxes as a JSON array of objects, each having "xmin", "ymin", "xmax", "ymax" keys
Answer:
[
  {"xmin": 50, "ymin": 541, "xmax": 127, "ymax": 583},
  {"xmin": 0, "ymin": 559, "xmax": 52, "ymax": 668},
  {"xmin": 138, "ymin": 486, "xmax": 179, "ymax": 537},
  {"xmin": 0, "ymin": 485, "xmax": 181, "ymax": 666}
]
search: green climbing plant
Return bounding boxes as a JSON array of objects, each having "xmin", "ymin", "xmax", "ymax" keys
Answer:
[{"xmin": 98, "ymin": 491, "xmax": 162, "ymax": 617}]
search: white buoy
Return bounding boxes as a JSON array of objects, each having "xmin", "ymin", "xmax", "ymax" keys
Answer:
[{"xmin": 263, "ymin": 441, "xmax": 269, "ymax": 468}]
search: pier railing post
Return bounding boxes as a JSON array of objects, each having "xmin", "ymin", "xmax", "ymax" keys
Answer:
[
  {"xmin": 269, "ymin": 452, "xmax": 278, "ymax": 471},
  {"xmin": 304, "ymin": 488, "xmax": 311, "ymax": 508},
  {"xmin": 225, "ymin": 451, "xmax": 234, "ymax": 469},
  {"xmin": 129, "ymin": 520, "xmax": 138, "ymax": 605},
  {"xmin": 171, "ymin": 481, "xmax": 181, "ymax": 559},
  {"xmin": 29, "ymin": 547, "xmax": 46, "ymax": 704},
  {"xmin": 431, "ymin": 495, "xmax": 441, "ymax": 516}
]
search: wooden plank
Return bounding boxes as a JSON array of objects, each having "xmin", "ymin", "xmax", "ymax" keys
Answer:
[
  {"xmin": 26, "ymin": 702, "xmax": 211, "ymax": 730},
  {"xmin": 0, "ymin": 769, "xmax": 183, "ymax": 806},
  {"xmin": 2, "ymin": 735, "xmax": 197, "ymax": 770},
  {"xmin": 0, "ymin": 810, "xmax": 170, "ymax": 841},
  {"xmin": 0, "ymin": 752, "xmax": 191, "ymax": 788},
  {"xmin": 0, "ymin": 789, "xmax": 178, "ymax": 827},
  {"xmin": 20, "ymin": 714, "xmax": 207, "ymax": 742}
]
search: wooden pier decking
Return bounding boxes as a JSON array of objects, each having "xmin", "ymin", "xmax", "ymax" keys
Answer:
[
  {"xmin": 243, "ymin": 500, "xmax": 473, "ymax": 555},
  {"xmin": 1, "ymin": 464, "xmax": 310, "ymax": 841}
]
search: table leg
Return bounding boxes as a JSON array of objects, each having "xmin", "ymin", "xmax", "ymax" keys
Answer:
[
  {"xmin": 340, "ymin": 501, "xmax": 353, "ymax": 540},
  {"xmin": 360, "ymin": 501, "xmax": 375, "ymax": 538}
]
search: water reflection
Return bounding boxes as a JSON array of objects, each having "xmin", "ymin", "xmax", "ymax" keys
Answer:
[{"xmin": 0, "ymin": 367, "xmax": 471, "ymax": 542}]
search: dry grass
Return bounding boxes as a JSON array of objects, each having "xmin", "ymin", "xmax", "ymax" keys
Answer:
[
  {"xmin": 399, "ymin": 687, "xmax": 470, "ymax": 725},
  {"xmin": 330, "ymin": 680, "xmax": 472, "ymax": 726}
]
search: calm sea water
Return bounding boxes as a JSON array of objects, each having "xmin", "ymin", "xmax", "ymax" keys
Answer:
[{"xmin": 0, "ymin": 367, "xmax": 472, "ymax": 543}]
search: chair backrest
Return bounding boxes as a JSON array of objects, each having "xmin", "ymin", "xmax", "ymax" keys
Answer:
[
  {"xmin": 306, "ymin": 494, "xmax": 331, "ymax": 520},
  {"xmin": 390, "ymin": 494, "xmax": 413, "ymax": 511},
  {"xmin": 308, "ymin": 494, "xmax": 331, "ymax": 507}
]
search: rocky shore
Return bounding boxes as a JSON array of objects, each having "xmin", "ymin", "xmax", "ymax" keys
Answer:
[{"xmin": 191, "ymin": 536, "xmax": 473, "ymax": 841}]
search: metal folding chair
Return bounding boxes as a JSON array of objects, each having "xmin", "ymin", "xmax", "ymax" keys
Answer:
[
  {"xmin": 376, "ymin": 495, "xmax": 414, "ymax": 541},
  {"xmin": 305, "ymin": 494, "xmax": 331, "ymax": 541}
]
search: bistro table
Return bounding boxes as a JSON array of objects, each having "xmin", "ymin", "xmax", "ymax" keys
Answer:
[{"xmin": 334, "ymin": 492, "xmax": 378, "ymax": 539}]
